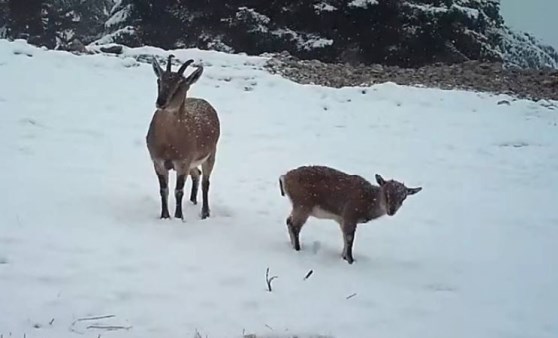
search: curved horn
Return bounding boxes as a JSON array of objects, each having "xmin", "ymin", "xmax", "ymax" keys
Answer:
[
  {"xmin": 152, "ymin": 56, "xmax": 163, "ymax": 77},
  {"xmin": 178, "ymin": 59, "xmax": 195, "ymax": 76},
  {"xmin": 166, "ymin": 54, "xmax": 175, "ymax": 72}
]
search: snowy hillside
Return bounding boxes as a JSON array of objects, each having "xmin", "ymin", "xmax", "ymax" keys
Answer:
[{"xmin": 1, "ymin": 39, "xmax": 557, "ymax": 338}]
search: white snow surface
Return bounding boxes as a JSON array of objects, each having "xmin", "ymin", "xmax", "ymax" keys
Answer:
[
  {"xmin": 104, "ymin": 4, "xmax": 133, "ymax": 29},
  {"xmin": 271, "ymin": 29, "xmax": 333, "ymax": 50},
  {"xmin": 314, "ymin": 2, "xmax": 337, "ymax": 12},
  {"xmin": 405, "ymin": 2, "xmax": 479, "ymax": 18},
  {"xmin": 348, "ymin": 0, "xmax": 379, "ymax": 8},
  {"xmin": 90, "ymin": 26, "xmax": 136, "ymax": 46},
  {"xmin": 236, "ymin": 7, "xmax": 271, "ymax": 34},
  {"xmin": 1, "ymin": 39, "xmax": 558, "ymax": 338}
]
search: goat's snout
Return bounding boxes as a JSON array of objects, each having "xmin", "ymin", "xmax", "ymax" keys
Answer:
[{"xmin": 156, "ymin": 97, "xmax": 166, "ymax": 108}]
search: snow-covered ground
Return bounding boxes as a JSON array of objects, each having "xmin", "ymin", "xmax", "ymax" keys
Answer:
[{"xmin": 1, "ymin": 39, "xmax": 557, "ymax": 338}]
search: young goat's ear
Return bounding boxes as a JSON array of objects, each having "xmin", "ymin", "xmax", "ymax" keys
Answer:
[
  {"xmin": 184, "ymin": 66, "xmax": 204, "ymax": 86},
  {"xmin": 407, "ymin": 187, "xmax": 422, "ymax": 195},
  {"xmin": 375, "ymin": 174, "xmax": 386, "ymax": 186},
  {"xmin": 152, "ymin": 57, "xmax": 163, "ymax": 78}
]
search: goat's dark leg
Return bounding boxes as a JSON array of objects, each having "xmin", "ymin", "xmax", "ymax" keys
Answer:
[
  {"xmin": 341, "ymin": 222, "xmax": 357, "ymax": 264},
  {"xmin": 286, "ymin": 206, "xmax": 310, "ymax": 251},
  {"xmin": 174, "ymin": 173, "xmax": 186, "ymax": 219},
  {"xmin": 200, "ymin": 153, "xmax": 216, "ymax": 219},
  {"xmin": 189, "ymin": 168, "xmax": 201, "ymax": 205},
  {"xmin": 156, "ymin": 170, "xmax": 170, "ymax": 219}
]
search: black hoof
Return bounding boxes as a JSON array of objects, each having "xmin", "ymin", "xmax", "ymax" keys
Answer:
[
  {"xmin": 343, "ymin": 255, "xmax": 354, "ymax": 264},
  {"xmin": 201, "ymin": 209, "xmax": 210, "ymax": 219},
  {"xmin": 160, "ymin": 212, "xmax": 171, "ymax": 219},
  {"xmin": 174, "ymin": 210, "xmax": 183, "ymax": 219},
  {"xmin": 190, "ymin": 198, "xmax": 197, "ymax": 205}
]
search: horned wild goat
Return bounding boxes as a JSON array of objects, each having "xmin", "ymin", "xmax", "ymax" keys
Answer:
[
  {"xmin": 146, "ymin": 55, "xmax": 220, "ymax": 220},
  {"xmin": 279, "ymin": 165, "xmax": 422, "ymax": 264}
]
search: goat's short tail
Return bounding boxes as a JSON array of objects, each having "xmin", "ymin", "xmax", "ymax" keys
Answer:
[{"xmin": 279, "ymin": 175, "xmax": 286, "ymax": 196}]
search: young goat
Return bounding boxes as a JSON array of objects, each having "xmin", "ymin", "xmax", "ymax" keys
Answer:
[
  {"xmin": 146, "ymin": 55, "xmax": 220, "ymax": 220},
  {"xmin": 279, "ymin": 165, "xmax": 422, "ymax": 264}
]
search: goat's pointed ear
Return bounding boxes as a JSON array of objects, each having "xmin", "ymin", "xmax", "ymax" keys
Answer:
[
  {"xmin": 407, "ymin": 187, "xmax": 422, "ymax": 195},
  {"xmin": 152, "ymin": 57, "xmax": 163, "ymax": 78},
  {"xmin": 185, "ymin": 66, "xmax": 204, "ymax": 85},
  {"xmin": 375, "ymin": 174, "xmax": 386, "ymax": 186}
]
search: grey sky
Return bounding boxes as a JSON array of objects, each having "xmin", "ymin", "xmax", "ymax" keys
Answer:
[{"xmin": 500, "ymin": 0, "xmax": 557, "ymax": 48}]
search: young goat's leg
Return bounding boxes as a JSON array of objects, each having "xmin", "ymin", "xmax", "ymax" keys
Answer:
[
  {"xmin": 286, "ymin": 206, "xmax": 310, "ymax": 251},
  {"xmin": 341, "ymin": 221, "xmax": 357, "ymax": 264},
  {"xmin": 200, "ymin": 153, "xmax": 216, "ymax": 219},
  {"xmin": 189, "ymin": 168, "xmax": 201, "ymax": 205},
  {"xmin": 155, "ymin": 163, "xmax": 170, "ymax": 219}
]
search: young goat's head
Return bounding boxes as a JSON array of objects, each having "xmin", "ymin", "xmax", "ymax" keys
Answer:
[
  {"xmin": 375, "ymin": 174, "xmax": 422, "ymax": 216},
  {"xmin": 151, "ymin": 55, "xmax": 204, "ymax": 110}
]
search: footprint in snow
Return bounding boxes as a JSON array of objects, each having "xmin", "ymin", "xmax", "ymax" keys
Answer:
[
  {"xmin": 199, "ymin": 300, "xmax": 217, "ymax": 309},
  {"xmin": 13, "ymin": 49, "xmax": 33, "ymax": 57},
  {"xmin": 19, "ymin": 118, "xmax": 44, "ymax": 128},
  {"xmin": 18, "ymin": 146, "xmax": 34, "ymax": 155},
  {"xmin": 242, "ymin": 300, "xmax": 259, "ymax": 310},
  {"xmin": 311, "ymin": 241, "xmax": 321, "ymax": 255},
  {"xmin": 424, "ymin": 283, "xmax": 457, "ymax": 293},
  {"xmin": 498, "ymin": 141, "xmax": 530, "ymax": 148},
  {"xmin": 113, "ymin": 264, "xmax": 138, "ymax": 274},
  {"xmin": 218, "ymin": 275, "xmax": 246, "ymax": 287}
]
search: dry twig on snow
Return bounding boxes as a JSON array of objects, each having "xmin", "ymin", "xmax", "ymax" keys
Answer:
[
  {"xmin": 75, "ymin": 315, "xmax": 115, "ymax": 322},
  {"xmin": 265, "ymin": 267, "xmax": 278, "ymax": 292},
  {"xmin": 346, "ymin": 293, "xmax": 357, "ymax": 300},
  {"xmin": 303, "ymin": 269, "xmax": 314, "ymax": 280},
  {"xmin": 86, "ymin": 325, "xmax": 131, "ymax": 331}
]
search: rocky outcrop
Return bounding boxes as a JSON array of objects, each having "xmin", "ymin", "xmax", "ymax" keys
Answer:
[{"xmin": 265, "ymin": 54, "xmax": 558, "ymax": 102}]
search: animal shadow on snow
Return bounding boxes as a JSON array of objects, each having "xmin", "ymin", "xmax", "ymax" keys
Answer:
[
  {"xmin": 266, "ymin": 230, "xmax": 376, "ymax": 266},
  {"xmin": 108, "ymin": 191, "xmax": 234, "ymax": 226},
  {"xmin": 266, "ymin": 224, "xmax": 424, "ymax": 270}
]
